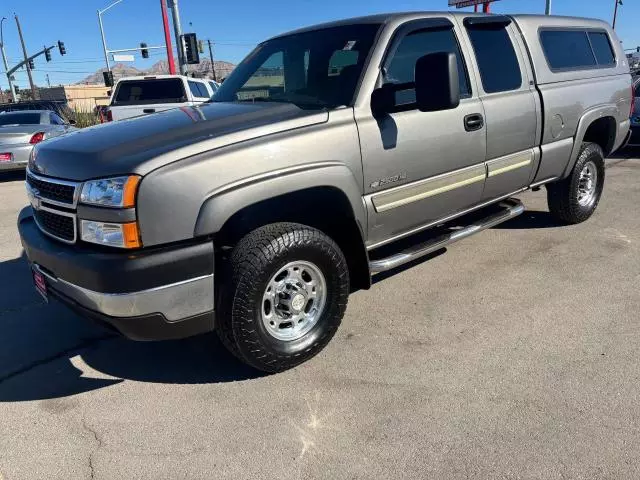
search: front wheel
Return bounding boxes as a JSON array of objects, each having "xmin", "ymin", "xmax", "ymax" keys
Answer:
[
  {"xmin": 217, "ymin": 223, "xmax": 350, "ymax": 373},
  {"xmin": 546, "ymin": 142, "xmax": 605, "ymax": 224}
]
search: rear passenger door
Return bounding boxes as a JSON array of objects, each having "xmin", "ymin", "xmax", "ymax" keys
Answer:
[{"xmin": 460, "ymin": 17, "xmax": 539, "ymax": 201}]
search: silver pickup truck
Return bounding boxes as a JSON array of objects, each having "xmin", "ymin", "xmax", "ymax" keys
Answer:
[{"xmin": 18, "ymin": 12, "xmax": 632, "ymax": 372}]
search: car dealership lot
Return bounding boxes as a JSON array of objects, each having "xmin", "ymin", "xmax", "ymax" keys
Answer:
[{"xmin": 0, "ymin": 157, "xmax": 639, "ymax": 479}]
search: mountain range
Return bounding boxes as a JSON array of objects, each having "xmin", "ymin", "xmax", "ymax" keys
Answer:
[{"xmin": 76, "ymin": 59, "xmax": 236, "ymax": 85}]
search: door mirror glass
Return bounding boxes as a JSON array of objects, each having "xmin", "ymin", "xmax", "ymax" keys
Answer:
[
  {"xmin": 68, "ymin": 119, "xmax": 76, "ymax": 126},
  {"xmin": 415, "ymin": 52, "xmax": 460, "ymax": 112}
]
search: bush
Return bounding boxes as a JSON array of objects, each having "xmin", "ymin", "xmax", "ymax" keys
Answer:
[{"xmin": 70, "ymin": 107, "xmax": 101, "ymax": 128}]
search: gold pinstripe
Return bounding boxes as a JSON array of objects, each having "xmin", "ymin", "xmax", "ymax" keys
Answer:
[
  {"xmin": 372, "ymin": 164, "xmax": 486, "ymax": 213},
  {"xmin": 486, "ymin": 150, "xmax": 534, "ymax": 178}
]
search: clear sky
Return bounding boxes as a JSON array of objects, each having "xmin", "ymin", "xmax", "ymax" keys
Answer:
[{"xmin": 0, "ymin": 0, "xmax": 638, "ymax": 88}]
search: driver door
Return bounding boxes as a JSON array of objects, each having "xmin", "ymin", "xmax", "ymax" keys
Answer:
[{"xmin": 356, "ymin": 19, "xmax": 487, "ymax": 247}]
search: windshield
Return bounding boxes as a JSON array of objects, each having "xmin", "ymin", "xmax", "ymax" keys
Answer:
[
  {"xmin": 214, "ymin": 24, "xmax": 380, "ymax": 109},
  {"xmin": 0, "ymin": 113, "xmax": 41, "ymax": 125}
]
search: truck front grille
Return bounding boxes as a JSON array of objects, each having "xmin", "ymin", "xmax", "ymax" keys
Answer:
[
  {"xmin": 26, "ymin": 172, "xmax": 77, "ymax": 206},
  {"xmin": 34, "ymin": 208, "xmax": 76, "ymax": 243}
]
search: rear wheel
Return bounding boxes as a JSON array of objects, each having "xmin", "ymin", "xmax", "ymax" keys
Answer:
[
  {"xmin": 217, "ymin": 223, "xmax": 349, "ymax": 373},
  {"xmin": 546, "ymin": 142, "xmax": 605, "ymax": 224}
]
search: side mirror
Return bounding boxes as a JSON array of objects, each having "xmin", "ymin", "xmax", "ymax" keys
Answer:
[
  {"xmin": 415, "ymin": 52, "xmax": 460, "ymax": 112},
  {"xmin": 68, "ymin": 119, "xmax": 76, "ymax": 126},
  {"xmin": 107, "ymin": 90, "xmax": 112, "ymax": 97},
  {"xmin": 371, "ymin": 84, "xmax": 395, "ymax": 117}
]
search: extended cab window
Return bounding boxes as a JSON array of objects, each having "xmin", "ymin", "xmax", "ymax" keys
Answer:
[
  {"xmin": 213, "ymin": 24, "xmax": 380, "ymax": 109},
  {"xmin": 540, "ymin": 30, "xmax": 597, "ymax": 70},
  {"xmin": 466, "ymin": 24, "xmax": 522, "ymax": 93},
  {"xmin": 112, "ymin": 79, "xmax": 187, "ymax": 105},
  {"xmin": 588, "ymin": 31, "xmax": 615, "ymax": 66},
  {"xmin": 385, "ymin": 27, "xmax": 471, "ymax": 104}
]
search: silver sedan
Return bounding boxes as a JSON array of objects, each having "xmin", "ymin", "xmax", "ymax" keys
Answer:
[{"xmin": 0, "ymin": 110, "xmax": 76, "ymax": 172}]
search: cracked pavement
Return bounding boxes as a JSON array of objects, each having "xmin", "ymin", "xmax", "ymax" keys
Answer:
[{"xmin": 1, "ymin": 156, "xmax": 640, "ymax": 479}]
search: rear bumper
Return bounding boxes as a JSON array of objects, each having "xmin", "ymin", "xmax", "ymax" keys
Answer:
[
  {"xmin": 18, "ymin": 207, "xmax": 215, "ymax": 340},
  {"xmin": 0, "ymin": 144, "xmax": 32, "ymax": 171}
]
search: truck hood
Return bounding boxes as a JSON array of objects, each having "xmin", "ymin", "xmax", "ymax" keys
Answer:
[{"xmin": 29, "ymin": 102, "xmax": 329, "ymax": 181}]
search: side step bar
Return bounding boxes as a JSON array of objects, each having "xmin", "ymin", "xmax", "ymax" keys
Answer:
[{"xmin": 369, "ymin": 198, "xmax": 525, "ymax": 274}]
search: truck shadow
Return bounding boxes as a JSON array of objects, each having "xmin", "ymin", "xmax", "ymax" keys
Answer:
[
  {"xmin": 492, "ymin": 210, "xmax": 563, "ymax": 230},
  {"xmin": 0, "ymin": 253, "xmax": 263, "ymax": 403},
  {"xmin": 0, "ymin": 171, "xmax": 25, "ymax": 183},
  {"xmin": 0, "ymin": 205, "xmax": 562, "ymax": 402}
]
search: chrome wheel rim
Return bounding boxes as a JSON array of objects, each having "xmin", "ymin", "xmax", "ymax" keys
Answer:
[
  {"xmin": 261, "ymin": 261, "xmax": 327, "ymax": 341},
  {"xmin": 577, "ymin": 161, "xmax": 598, "ymax": 208}
]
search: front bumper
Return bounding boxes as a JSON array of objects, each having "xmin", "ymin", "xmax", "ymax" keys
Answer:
[
  {"xmin": 626, "ymin": 124, "xmax": 640, "ymax": 147},
  {"xmin": 18, "ymin": 207, "xmax": 215, "ymax": 340},
  {"xmin": 0, "ymin": 144, "xmax": 32, "ymax": 171}
]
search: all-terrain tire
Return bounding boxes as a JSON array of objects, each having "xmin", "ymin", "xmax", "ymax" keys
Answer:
[
  {"xmin": 216, "ymin": 223, "xmax": 350, "ymax": 373},
  {"xmin": 546, "ymin": 142, "xmax": 605, "ymax": 224}
]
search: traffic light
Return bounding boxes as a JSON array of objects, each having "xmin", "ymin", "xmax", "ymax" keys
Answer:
[
  {"xmin": 14, "ymin": 85, "xmax": 19, "ymax": 93},
  {"xmin": 198, "ymin": 40, "xmax": 204, "ymax": 54},
  {"xmin": 28, "ymin": 59, "xmax": 35, "ymax": 70},
  {"xmin": 45, "ymin": 48, "xmax": 52, "ymax": 62},
  {"xmin": 637, "ymin": 46, "xmax": 640, "ymax": 53},
  {"xmin": 182, "ymin": 33, "xmax": 200, "ymax": 64},
  {"xmin": 140, "ymin": 42, "xmax": 149, "ymax": 59},
  {"xmin": 57, "ymin": 41, "xmax": 66, "ymax": 55},
  {"xmin": 103, "ymin": 71, "xmax": 114, "ymax": 87}
]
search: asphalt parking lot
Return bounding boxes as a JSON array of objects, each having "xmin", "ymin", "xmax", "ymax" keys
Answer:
[{"xmin": 0, "ymin": 155, "xmax": 639, "ymax": 480}]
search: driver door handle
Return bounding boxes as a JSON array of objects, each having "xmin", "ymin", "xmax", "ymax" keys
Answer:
[{"xmin": 464, "ymin": 113, "xmax": 484, "ymax": 132}]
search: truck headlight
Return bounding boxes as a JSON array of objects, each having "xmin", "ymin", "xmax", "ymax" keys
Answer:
[
  {"xmin": 80, "ymin": 175, "xmax": 140, "ymax": 208},
  {"xmin": 80, "ymin": 220, "xmax": 141, "ymax": 249}
]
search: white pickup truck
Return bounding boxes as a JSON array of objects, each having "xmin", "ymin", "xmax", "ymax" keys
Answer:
[{"xmin": 106, "ymin": 75, "xmax": 214, "ymax": 121}]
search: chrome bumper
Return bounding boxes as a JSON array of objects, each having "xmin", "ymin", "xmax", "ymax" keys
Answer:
[{"xmin": 33, "ymin": 263, "xmax": 214, "ymax": 322}]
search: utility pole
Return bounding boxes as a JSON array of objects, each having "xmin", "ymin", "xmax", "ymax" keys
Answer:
[
  {"xmin": 207, "ymin": 40, "xmax": 216, "ymax": 82},
  {"xmin": 46, "ymin": 74, "xmax": 51, "ymax": 88},
  {"xmin": 613, "ymin": 0, "xmax": 622, "ymax": 29},
  {"xmin": 15, "ymin": 15, "xmax": 36, "ymax": 100},
  {"xmin": 167, "ymin": 0, "xmax": 187, "ymax": 75},
  {"xmin": 0, "ymin": 17, "xmax": 17, "ymax": 102},
  {"xmin": 545, "ymin": 0, "xmax": 552, "ymax": 15}
]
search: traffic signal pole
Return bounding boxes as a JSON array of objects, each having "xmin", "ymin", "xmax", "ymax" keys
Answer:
[
  {"xmin": 14, "ymin": 15, "xmax": 37, "ymax": 100},
  {"xmin": 167, "ymin": 0, "xmax": 187, "ymax": 75},
  {"xmin": 160, "ymin": 0, "xmax": 177, "ymax": 74}
]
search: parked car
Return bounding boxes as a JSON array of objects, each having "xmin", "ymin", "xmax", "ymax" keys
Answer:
[
  {"xmin": 0, "ymin": 110, "xmax": 76, "ymax": 172},
  {"xmin": 106, "ymin": 75, "xmax": 214, "ymax": 121},
  {"xmin": 626, "ymin": 77, "xmax": 640, "ymax": 147},
  {"xmin": 0, "ymin": 100, "xmax": 75, "ymax": 124},
  {"xmin": 19, "ymin": 12, "xmax": 631, "ymax": 372}
]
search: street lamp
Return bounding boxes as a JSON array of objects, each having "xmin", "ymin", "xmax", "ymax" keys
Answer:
[
  {"xmin": 0, "ymin": 17, "xmax": 17, "ymax": 102},
  {"xmin": 613, "ymin": 0, "xmax": 623, "ymax": 29},
  {"xmin": 97, "ymin": 0, "xmax": 125, "ymax": 74}
]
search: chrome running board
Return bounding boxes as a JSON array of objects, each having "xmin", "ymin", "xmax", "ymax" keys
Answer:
[{"xmin": 369, "ymin": 198, "xmax": 525, "ymax": 274}]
